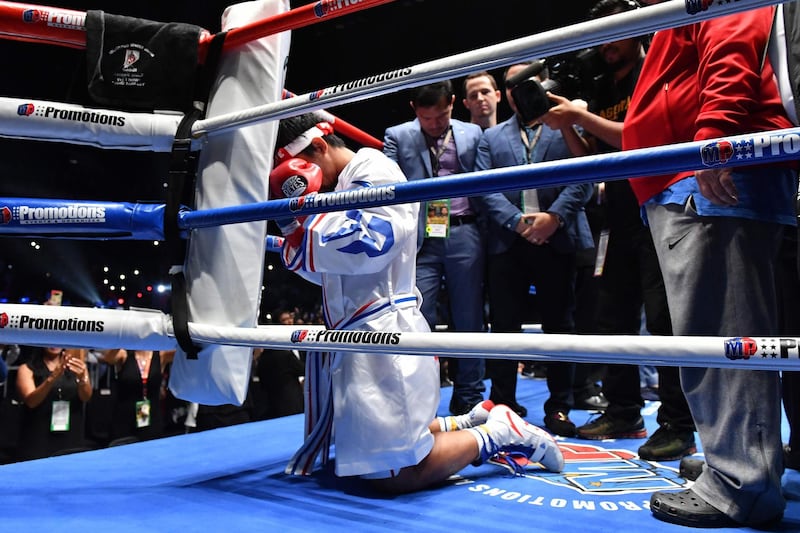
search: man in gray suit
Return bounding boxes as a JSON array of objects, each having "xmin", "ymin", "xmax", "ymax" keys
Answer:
[
  {"xmin": 472, "ymin": 62, "xmax": 595, "ymax": 433},
  {"xmin": 384, "ymin": 81, "xmax": 487, "ymax": 415}
]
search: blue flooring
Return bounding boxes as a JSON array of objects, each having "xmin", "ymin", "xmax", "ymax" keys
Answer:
[{"xmin": 1, "ymin": 375, "xmax": 798, "ymax": 532}]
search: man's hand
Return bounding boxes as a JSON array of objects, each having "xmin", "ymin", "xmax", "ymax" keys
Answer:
[
  {"xmin": 516, "ymin": 212, "xmax": 560, "ymax": 245},
  {"xmin": 695, "ymin": 167, "xmax": 738, "ymax": 206},
  {"xmin": 541, "ymin": 93, "xmax": 587, "ymax": 131}
]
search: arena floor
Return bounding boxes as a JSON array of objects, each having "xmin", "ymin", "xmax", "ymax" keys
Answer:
[{"xmin": 2, "ymin": 374, "xmax": 798, "ymax": 532}]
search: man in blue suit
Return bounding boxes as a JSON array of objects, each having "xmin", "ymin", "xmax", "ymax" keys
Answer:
[
  {"xmin": 384, "ymin": 81, "xmax": 487, "ymax": 415},
  {"xmin": 472, "ymin": 62, "xmax": 595, "ymax": 434}
]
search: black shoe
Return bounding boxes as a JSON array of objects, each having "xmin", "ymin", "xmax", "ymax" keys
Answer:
[
  {"xmin": 679, "ymin": 456, "xmax": 704, "ymax": 482},
  {"xmin": 449, "ymin": 398, "xmax": 470, "ymax": 416},
  {"xmin": 638, "ymin": 423, "xmax": 696, "ymax": 461},
  {"xmin": 544, "ymin": 411, "xmax": 577, "ymax": 437},
  {"xmin": 640, "ymin": 386, "xmax": 660, "ymax": 401},
  {"xmin": 785, "ymin": 444, "xmax": 800, "ymax": 471},
  {"xmin": 508, "ymin": 402, "xmax": 527, "ymax": 418},
  {"xmin": 574, "ymin": 393, "xmax": 609, "ymax": 411},
  {"xmin": 650, "ymin": 489, "xmax": 737, "ymax": 528},
  {"xmin": 576, "ymin": 413, "xmax": 646, "ymax": 440},
  {"xmin": 521, "ymin": 363, "xmax": 547, "ymax": 379}
]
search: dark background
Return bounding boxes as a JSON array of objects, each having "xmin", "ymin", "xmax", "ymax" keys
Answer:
[{"xmin": 0, "ymin": 0, "xmax": 596, "ymax": 317}]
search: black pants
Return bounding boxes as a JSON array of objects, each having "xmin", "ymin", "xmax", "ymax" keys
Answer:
[
  {"xmin": 486, "ymin": 238, "xmax": 577, "ymax": 415},
  {"xmin": 779, "ymin": 225, "xmax": 800, "ymax": 453},
  {"xmin": 593, "ymin": 222, "xmax": 693, "ymax": 430}
]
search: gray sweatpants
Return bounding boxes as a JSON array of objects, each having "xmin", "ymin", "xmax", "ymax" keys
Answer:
[{"xmin": 646, "ymin": 199, "xmax": 785, "ymax": 525}]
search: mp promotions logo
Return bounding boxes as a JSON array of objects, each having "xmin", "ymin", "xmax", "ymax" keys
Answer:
[
  {"xmin": 313, "ymin": 0, "xmax": 363, "ymax": 18},
  {"xmin": 15, "ymin": 102, "xmax": 126, "ymax": 127},
  {"xmin": 288, "ymin": 186, "xmax": 397, "ymax": 214},
  {"xmin": 290, "ymin": 330, "xmax": 308, "ymax": 343},
  {"xmin": 0, "ymin": 309, "xmax": 104, "ymax": 333},
  {"xmin": 724, "ymin": 337, "xmax": 800, "ymax": 360},
  {"xmin": 17, "ymin": 103, "xmax": 34, "ymax": 116},
  {"xmin": 700, "ymin": 139, "xmax": 734, "ymax": 166},
  {"xmin": 724, "ymin": 337, "xmax": 758, "ymax": 360},
  {"xmin": 290, "ymin": 328, "xmax": 401, "ymax": 345},
  {"xmin": 22, "ymin": 9, "xmax": 43, "ymax": 22},
  {"xmin": 701, "ymin": 132, "xmax": 800, "ymax": 168},
  {"xmin": 22, "ymin": 8, "xmax": 85, "ymax": 30}
]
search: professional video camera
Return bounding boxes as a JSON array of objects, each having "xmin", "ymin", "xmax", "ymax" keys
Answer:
[{"xmin": 507, "ymin": 48, "xmax": 606, "ymax": 123}]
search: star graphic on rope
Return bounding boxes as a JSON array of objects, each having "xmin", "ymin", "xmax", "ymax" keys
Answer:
[{"xmin": 734, "ymin": 139, "xmax": 754, "ymax": 160}]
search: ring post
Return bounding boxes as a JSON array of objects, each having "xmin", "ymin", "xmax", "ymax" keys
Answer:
[{"xmin": 168, "ymin": 0, "xmax": 290, "ymax": 406}]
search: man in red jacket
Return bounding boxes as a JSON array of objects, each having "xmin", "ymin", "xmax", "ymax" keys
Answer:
[{"xmin": 622, "ymin": 3, "xmax": 797, "ymax": 529}]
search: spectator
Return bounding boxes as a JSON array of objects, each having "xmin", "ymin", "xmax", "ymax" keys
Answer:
[
  {"xmin": 0, "ymin": 345, "xmax": 21, "ymax": 464},
  {"xmin": 271, "ymin": 111, "xmax": 562, "ymax": 493},
  {"xmin": 623, "ymin": 3, "xmax": 795, "ymax": 528},
  {"xmin": 16, "ymin": 346, "xmax": 93, "ymax": 460},
  {"xmin": 542, "ymin": 0, "xmax": 695, "ymax": 462},
  {"xmin": 462, "ymin": 71, "xmax": 502, "ymax": 129},
  {"xmin": 97, "ymin": 349, "xmax": 175, "ymax": 445},
  {"xmin": 384, "ymin": 80, "xmax": 487, "ymax": 415},
  {"xmin": 254, "ymin": 309, "xmax": 305, "ymax": 419},
  {"xmin": 472, "ymin": 61, "xmax": 594, "ymax": 434}
]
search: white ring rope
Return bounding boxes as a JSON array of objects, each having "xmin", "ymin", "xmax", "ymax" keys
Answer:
[
  {"xmin": 0, "ymin": 97, "xmax": 184, "ymax": 151},
  {"xmin": 0, "ymin": 1, "xmax": 782, "ymax": 151},
  {"xmin": 1, "ymin": 303, "xmax": 798, "ymax": 371},
  {"xmin": 191, "ymin": 0, "xmax": 784, "ymax": 138},
  {"xmin": 2, "ymin": 0, "xmax": 797, "ymax": 383}
]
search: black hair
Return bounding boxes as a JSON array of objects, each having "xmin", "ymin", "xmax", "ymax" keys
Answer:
[
  {"xmin": 589, "ymin": 0, "xmax": 649, "ymax": 48},
  {"xmin": 275, "ymin": 111, "xmax": 345, "ymax": 159},
  {"xmin": 410, "ymin": 80, "xmax": 454, "ymax": 108},
  {"xmin": 589, "ymin": 0, "xmax": 640, "ymax": 18}
]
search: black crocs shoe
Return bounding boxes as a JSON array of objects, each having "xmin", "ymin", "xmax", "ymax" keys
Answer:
[{"xmin": 650, "ymin": 489, "xmax": 737, "ymax": 528}]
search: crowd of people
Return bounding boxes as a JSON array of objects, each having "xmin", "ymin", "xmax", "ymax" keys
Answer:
[
  {"xmin": 0, "ymin": 306, "xmax": 312, "ymax": 465},
  {"xmin": 2, "ymin": 0, "xmax": 800, "ymax": 528}
]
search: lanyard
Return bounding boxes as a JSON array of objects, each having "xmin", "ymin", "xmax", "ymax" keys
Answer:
[
  {"xmin": 136, "ymin": 352, "xmax": 150, "ymax": 399},
  {"xmin": 519, "ymin": 124, "xmax": 542, "ymax": 164},
  {"xmin": 428, "ymin": 126, "xmax": 453, "ymax": 177}
]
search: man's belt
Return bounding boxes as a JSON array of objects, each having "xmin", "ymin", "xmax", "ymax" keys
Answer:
[{"xmin": 450, "ymin": 214, "xmax": 476, "ymax": 226}]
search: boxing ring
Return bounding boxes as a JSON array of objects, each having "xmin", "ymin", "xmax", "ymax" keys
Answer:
[{"xmin": 2, "ymin": 0, "xmax": 800, "ymax": 531}]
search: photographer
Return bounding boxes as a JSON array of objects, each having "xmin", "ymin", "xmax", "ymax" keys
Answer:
[
  {"xmin": 541, "ymin": 0, "xmax": 695, "ymax": 464},
  {"xmin": 472, "ymin": 61, "xmax": 594, "ymax": 435},
  {"xmin": 508, "ymin": 61, "xmax": 591, "ymax": 158}
]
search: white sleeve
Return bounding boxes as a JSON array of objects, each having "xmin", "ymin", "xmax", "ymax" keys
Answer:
[
  {"xmin": 281, "ymin": 199, "xmax": 416, "ymax": 276},
  {"xmin": 280, "ymin": 152, "xmax": 416, "ymax": 276}
]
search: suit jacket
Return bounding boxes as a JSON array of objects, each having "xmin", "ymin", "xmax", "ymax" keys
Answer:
[
  {"xmin": 383, "ymin": 118, "xmax": 483, "ymax": 248},
  {"xmin": 472, "ymin": 115, "xmax": 594, "ymax": 255}
]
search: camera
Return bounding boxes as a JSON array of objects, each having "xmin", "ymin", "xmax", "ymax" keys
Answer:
[{"xmin": 508, "ymin": 48, "xmax": 605, "ymax": 123}]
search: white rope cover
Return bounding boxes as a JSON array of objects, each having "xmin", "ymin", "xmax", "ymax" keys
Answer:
[
  {"xmin": 0, "ymin": 97, "xmax": 183, "ymax": 151},
  {"xmin": 2, "ymin": 304, "xmax": 798, "ymax": 371}
]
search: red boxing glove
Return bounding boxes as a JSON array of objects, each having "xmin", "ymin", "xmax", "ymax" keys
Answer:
[
  {"xmin": 269, "ymin": 158, "xmax": 323, "ymax": 200},
  {"xmin": 269, "ymin": 158, "xmax": 323, "ymax": 248}
]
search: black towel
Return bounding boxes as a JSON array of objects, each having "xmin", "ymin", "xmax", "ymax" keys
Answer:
[{"xmin": 85, "ymin": 10, "xmax": 203, "ymax": 113}]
